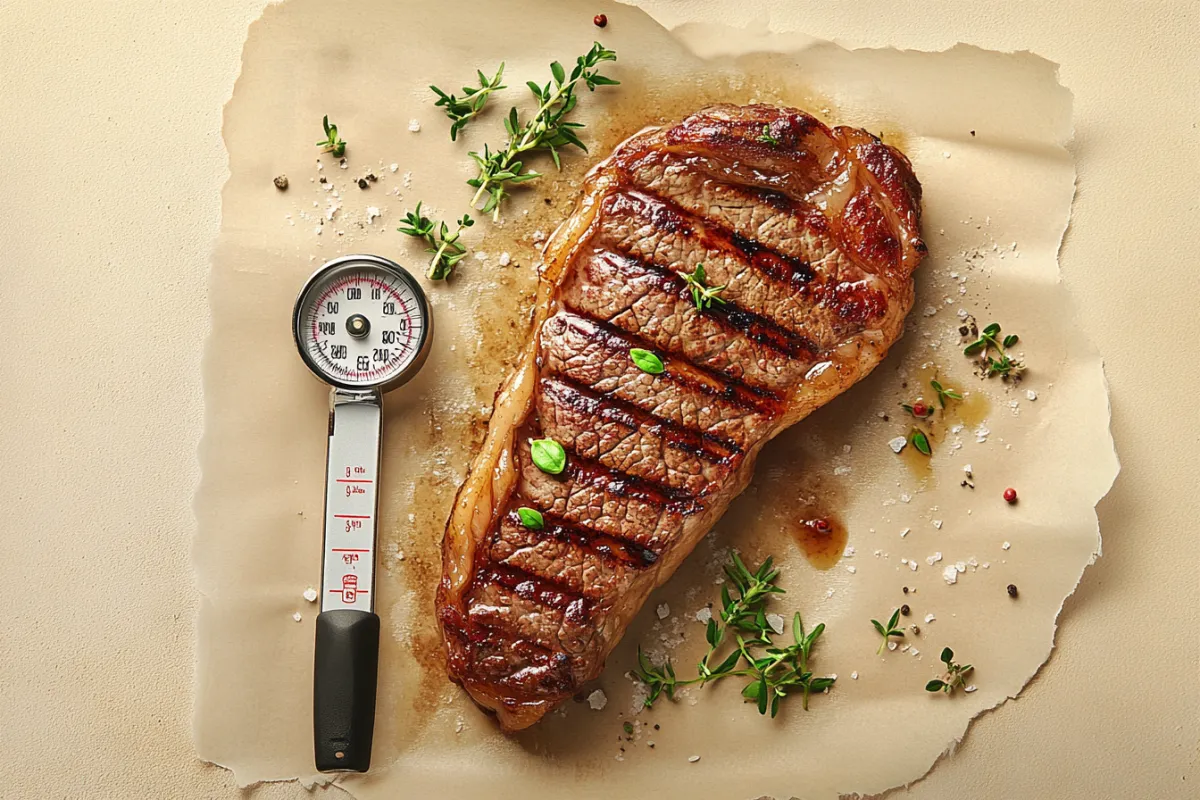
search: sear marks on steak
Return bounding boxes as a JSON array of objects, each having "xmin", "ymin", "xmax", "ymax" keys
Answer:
[{"xmin": 437, "ymin": 104, "xmax": 925, "ymax": 730}]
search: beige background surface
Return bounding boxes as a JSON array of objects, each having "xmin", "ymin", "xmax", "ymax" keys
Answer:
[{"xmin": 0, "ymin": 1, "xmax": 1196, "ymax": 798}]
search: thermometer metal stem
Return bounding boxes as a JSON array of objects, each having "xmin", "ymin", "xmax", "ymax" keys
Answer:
[{"xmin": 292, "ymin": 254, "xmax": 432, "ymax": 773}]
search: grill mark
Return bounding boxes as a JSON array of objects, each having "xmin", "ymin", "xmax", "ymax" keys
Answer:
[
  {"xmin": 544, "ymin": 374, "xmax": 742, "ymax": 460},
  {"xmin": 561, "ymin": 451, "xmax": 701, "ymax": 514},
  {"xmin": 501, "ymin": 508, "xmax": 660, "ymax": 568},
  {"xmin": 607, "ymin": 188, "xmax": 816, "ymax": 288},
  {"xmin": 476, "ymin": 563, "xmax": 584, "ymax": 615},
  {"xmin": 560, "ymin": 314, "xmax": 785, "ymax": 411},
  {"xmin": 599, "ymin": 250, "xmax": 819, "ymax": 360}
]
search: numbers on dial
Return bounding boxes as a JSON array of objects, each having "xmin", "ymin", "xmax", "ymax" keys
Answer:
[{"xmin": 301, "ymin": 268, "xmax": 423, "ymax": 386}]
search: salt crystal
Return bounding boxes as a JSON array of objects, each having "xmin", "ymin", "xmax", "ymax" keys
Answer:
[
  {"xmin": 1026, "ymin": 390, "xmax": 1038, "ymax": 401},
  {"xmin": 389, "ymin": 163, "xmax": 399, "ymax": 172},
  {"xmin": 302, "ymin": 587, "xmax": 318, "ymax": 603},
  {"xmin": 292, "ymin": 612, "xmax": 302, "ymax": 622},
  {"xmin": 964, "ymin": 685, "xmax": 977, "ymax": 693},
  {"xmin": 766, "ymin": 613, "xmax": 785, "ymax": 635},
  {"xmin": 656, "ymin": 604, "xmax": 670, "ymax": 620},
  {"xmin": 587, "ymin": 690, "xmax": 608, "ymax": 710},
  {"xmin": 975, "ymin": 424, "xmax": 990, "ymax": 443},
  {"xmin": 926, "ymin": 552, "xmax": 943, "ymax": 565},
  {"xmin": 955, "ymin": 561, "xmax": 966, "ymax": 573},
  {"xmin": 900, "ymin": 528, "xmax": 910, "ymax": 538},
  {"xmin": 910, "ymin": 648, "xmax": 920, "ymax": 656},
  {"xmin": 846, "ymin": 565, "xmax": 857, "ymax": 574},
  {"xmin": 888, "ymin": 437, "xmax": 908, "ymax": 454},
  {"xmin": 900, "ymin": 493, "xmax": 912, "ymax": 504},
  {"xmin": 943, "ymin": 565, "xmax": 958, "ymax": 585},
  {"xmin": 1002, "ymin": 541, "xmax": 1011, "ymax": 550},
  {"xmin": 908, "ymin": 561, "xmax": 918, "ymax": 572},
  {"xmin": 498, "ymin": 252, "xmax": 512, "ymax": 266},
  {"xmin": 963, "ymin": 463, "xmax": 973, "ymax": 473},
  {"xmin": 923, "ymin": 306, "xmax": 938, "ymax": 317},
  {"xmin": 366, "ymin": 206, "xmax": 380, "ymax": 224},
  {"xmin": 844, "ymin": 546, "xmax": 856, "ymax": 557},
  {"xmin": 474, "ymin": 251, "xmax": 489, "ymax": 261},
  {"xmin": 925, "ymin": 613, "xmax": 936, "ymax": 623},
  {"xmin": 408, "ymin": 119, "xmax": 421, "ymax": 132},
  {"xmin": 851, "ymin": 671, "xmax": 859, "ymax": 680},
  {"xmin": 834, "ymin": 465, "xmax": 852, "ymax": 476},
  {"xmin": 695, "ymin": 607, "xmax": 712, "ymax": 624},
  {"xmin": 688, "ymin": 755, "xmax": 701, "ymax": 763},
  {"xmin": 967, "ymin": 556, "xmax": 979, "ymax": 567},
  {"xmin": 888, "ymin": 641, "xmax": 898, "ymax": 651},
  {"xmin": 933, "ymin": 519, "xmax": 943, "ymax": 530}
]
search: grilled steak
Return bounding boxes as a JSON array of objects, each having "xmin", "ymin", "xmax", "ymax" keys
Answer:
[{"xmin": 437, "ymin": 104, "xmax": 925, "ymax": 730}]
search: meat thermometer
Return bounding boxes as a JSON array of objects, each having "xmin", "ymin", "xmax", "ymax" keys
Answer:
[{"xmin": 292, "ymin": 254, "xmax": 432, "ymax": 773}]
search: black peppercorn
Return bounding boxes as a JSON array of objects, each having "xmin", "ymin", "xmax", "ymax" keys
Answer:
[
  {"xmin": 1007, "ymin": 584, "xmax": 1019, "ymax": 598},
  {"xmin": 900, "ymin": 604, "xmax": 910, "ymax": 616}
]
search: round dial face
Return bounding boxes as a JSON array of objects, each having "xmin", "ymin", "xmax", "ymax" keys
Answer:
[{"xmin": 293, "ymin": 256, "xmax": 430, "ymax": 391}]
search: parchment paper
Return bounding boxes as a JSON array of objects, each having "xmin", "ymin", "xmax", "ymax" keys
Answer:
[{"xmin": 195, "ymin": 1, "xmax": 1117, "ymax": 797}]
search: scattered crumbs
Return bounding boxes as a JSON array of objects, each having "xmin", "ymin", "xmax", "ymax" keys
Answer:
[
  {"xmin": 1002, "ymin": 541, "xmax": 1011, "ymax": 550},
  {"xmin": 967, "ymin": 556, "xmax": 979, "ymax": 568},
  {"xmin": 407, "ymin": 513, "xmax": 415, "ymax": 523},
  {"xmin": 942, "ymin": 565, "xmax": 958, "ymax": 585},
  {"xmin": 924, "ymin": 613, "xmax": 936, "ymax": 623},
  {"xmin": 766, "ymin": 613, "xmax": 785, "ymax": 635},
  {"xmin": 389, "ymin": 163, "xmax": 399, "ymax": 172},
  {"xmin": 498, "ymin": 252, "xmax": 512, "ymax": 266},
  {"xmin": 408, "ymin": 119, "xmax": 421, "ymax": 132},
  {"xmin": 656, "ymin": 603, "xmax": 671, "ymax": 620},
  {"xmin": 587, "ymin": 690, "xmax": 608, "ymax": 710},
  {"xmin": 834, "ymin": 465, "xmax": 852, "ymax": 476},
  {"xmin": 900, "ymin": 528, "xmax": 910, "ymax": 537},
  {"xmin": 975, "ymin": 424, "xmax": 990, "ymax": 443},
  {"xmin": 688, "ymin": 755, "xmax": 701, "ymax": 763},
  {"xmin": 695, "ymin": 607, "xmax": 712, "ymax": 624},
  {"xmin": 292, "ymin": 612, "xmax": 302, "ymax": 622},
  {"xmin": 926, "ymin": 552, "xmax": 943, "ymax": 565},
  {"xmin": 366, "ymin": 206, "xmax": 381, "ymax": 224},
  {"xmin": 455, "ymin": 716, "xmax": 466, "ymax": 733},
  {"xmin": 933, "ymin": 519, "xmax": 943, "ymax": 530},
  {"xmin": 964, "ymin": 685, "xmax": 977, "ymax": 693},
  {"xmin": 888, "ymin": 436, "xmax": 908, "ymax": 454},
  {"xmin": 402, "ymin": 170, "xmax": 413, "ymax": 188},
  {"xmin": 1026, "ymin": 389, "xmax": 1038, "ymax": 401},
  {"xmin": 302, "ymin": 587, "xmax": 318, "ymax": 603},
  {"xmin": 851, "ymin": 671, "xmax": 859, "ymax": 680},
  {"xmin": 825, "ymin": 588, "xmax": 835, "ymax": 599},
  {"xmin": 846, "ymin": 565, "xmax": 857, "ymax": 574}
]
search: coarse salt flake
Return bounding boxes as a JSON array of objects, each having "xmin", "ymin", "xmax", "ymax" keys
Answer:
[
  {"xmin": 292, "ymin": 612, "xmax": 302, "ymax": 622},
  {"xmin": 889, "ymin": 436, "xmax": 908, "ymax": 454},
  {"xmin": 408, "ymin": 119, "xmax": 421, "ymax": 132},
  {"xmin": 900, "ymin": 528, "xmax": 910, "ymax": 537},
  {"xmin": 656, "ymin": 604, "xmax": 670, "ymax": 620},
  {"xmin": 933, "ymin": 519, "xmax": 943, "ymax": 530},
  {"xmin": 926, "ymin": 552, "xmax": 943, "ymax": 565},
  {"xmin": 1026, "ymin": 390, "xmax": 1038, "ymax": 401},
  {"xmin": 766, "ymin": 613, "xmax": 785, "ymax": 635},
  {"xmin": 302, "ymin": 587, "xmax": 318, "ymax": 603},
  {"xmin": 846, "ymin": 565, "xmax": 857, "ymax": 574},
  {"xmin": 366, "ymin": 206, "xmax": 380, "ymax": 224},
  {"xmin": 587, "ymin": 690, "xmax": 608, "ymax": 710},
  {"xmin": 688, "ymin": 755, "xmax": 701, "ymax": 763},
  {"xmin": 851, "ymin": 671, "xmax": 859, "ymax": 680},
  {"xmin": 1002, "ymin": 541, "xmax": 1011, "ymax": 550},
  {"xmin": 943, "ymin": 565, "xmax": 958, "ymax": 585},
  {"xmin": 695, "ymin": 607, "xmax": 712, "ymax": 624},
  {"xmin": 498, "ymin": 252, "xmax": 511, "ymax": 266}
]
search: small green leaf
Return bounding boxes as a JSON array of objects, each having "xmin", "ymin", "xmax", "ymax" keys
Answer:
[
  {"xmin": 926, "ymin": 679, "xmax": 946, "ymax": 692},
  {"xmin": 963, "ymin": 339, "xmax": 986, "ymax": 355},
  {"xmin": 630, "ymin": 348, "xmax": 665, "ymax": 375},
  {"xmin": 983, "ymin": 323, "xmax": 1001, "ymax": 336},
  {"xmin": 911, "ymin": 428, "xmax": 932, "ymax": 456},
  {"xmin": 871, "ymin": 619, "xmax": 886, "ymax": 636},
  {"xmin": 530, "ymin": 438, "xmax": 567, "ymax": 474},
  {"xmin": 1003, "ymin": 334, "xmax": 1019, "ymax": 348},
  {"xmin": 888, "ymin": 608, "xmax": 901, "ymax": 630},
  {"xmin": 705, "ymin": 618, "xmax": 720, "ymax": 648},
  {"xmin": 712, "ymin": 650, "xmax": 741, "ymax": 675},
  {"xmin": 757, "ymin": 677, "xmax": 769, "ymax": 715},
  {"xmin": 741, "ymin": 681, "xmax": 761, "ymax": 700},
  {"xmin": 516, "ymin": 507, "xmax": 544, "ymax": 530},
  {"xmin": 550, "ymin": 60, "xmax": 566, "ymax": 85},
  {"xmin": 941, "ymin": 647, "xmax": 954, "ymax": 664}
]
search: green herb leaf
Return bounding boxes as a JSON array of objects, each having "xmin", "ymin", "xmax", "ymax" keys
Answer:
[
  {"xmin": 941, "ymin": 647, "xmax": 954, "ymax": 664},
  {"xmin": 397, "ymin": 202, "xmax": 475, "ymax": 280},
  {"xmin": 1003, "ymin": 334, "xmax": 1019, "ymax": 348},
  {"xmin": 431, "ymin": 62, "xmax": 507, "ymax": 141},
  {"xmin": 529, "ymin": 438, "xmax": 567, "ymax": 474},
  {"xmin": 678, "ymin": 262, "xmax": 727, "ymax": 311},
  {"xmin": 983, "ymin": 323, "xmax": 1001, "ymax": 337},
  {"xmin": 926, "ymin": 679, "xmax": 946, "ymax": 692},
  {"xmin": 516, "ymin": 507, "xmax": 544, "ymax": 530},
  {"xmin": 872, "ymin": 607, "xmax": 906, "ymax": 654},
  {"xmin": 910, "ymin": 428, "xmax": 932, "ymax": 456},
  {"xmin": 756, "ymin": 124, "xmax": 780, "ymax": 147},
  {"xmin": 630, "ymin": 348, "xmax": 665, "ymax": 374},
  {"xmin": 964, "ymin": 322, "xmax": 1024, "ymax": 377},
  {"xmin": 317, "ymin": 115, "xmax": 347, "ymax": 158}
]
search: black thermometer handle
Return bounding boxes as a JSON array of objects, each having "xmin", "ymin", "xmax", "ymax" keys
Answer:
[{"xmin": 314, "ymin": 609, "xmax": 380, "ymax": 772}]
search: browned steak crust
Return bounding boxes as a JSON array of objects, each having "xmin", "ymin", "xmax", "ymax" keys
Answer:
[{"xmin": 437, "ymin": 104, "xmax": 925, "ymax": 730}]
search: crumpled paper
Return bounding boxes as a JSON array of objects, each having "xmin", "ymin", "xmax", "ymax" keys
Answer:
[{"xmin": 195, "ymin": 1, "xmax": 1117, "ymax": 797}]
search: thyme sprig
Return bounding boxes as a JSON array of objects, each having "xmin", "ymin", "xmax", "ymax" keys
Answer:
[
  {"xmin": 871, "ymin": 607, "xmax": 906, "ymax": 654},
  {"xmin": 930, "ymin": 379, "xmax": 963, "ymax": 408},
  {"xmin": 756, "ymin": 124, "xmax": 780, "ymax": 146},
  {"xmin": 467, "ymin": 42, "xmax": 618, "ymax": 219},
  {"xmin": 317, "ymin": 115, "xmax": 346, "ymax": 158},
  {"xmin": 633, "ymin": 553, "xmax": 836, "ymax": 717},
  {"xmin": 396, "ymin": 202, "xmax": 475, "ymax": 280},
  {"xmin": 964, "ymin": 322, "xmax": 1023, "ymax": 377},
  {"xmin": 925, "ymin": 647, "xmax": 974, "ymax": 693},
  {"xmin": 431, "ymin": 63, "xmax": 507, "ymax": 141},
  {"xmin": 678, "ymin": 263, "xmax": 727, "ymax": 311}
]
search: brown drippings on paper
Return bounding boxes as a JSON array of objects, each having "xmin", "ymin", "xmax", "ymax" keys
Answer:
[{"xmin": 788, "ymin": 512, "xmax": 849, "ymax": 570}]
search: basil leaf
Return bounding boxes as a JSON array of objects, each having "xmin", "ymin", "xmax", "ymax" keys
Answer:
[
  {"xmin": 516, "ymin": 507, "xmax": 544, "ymax": 530},
  {"xmin": 629, "ymin": 348, "xmax": 665, "ymax": 375},
  {"xmin": 911, "ymin": 429, "xmax": 932, "ymax": 456},
  {"xmin": 529, "ymin": 438, "xmax": 567, "ymax": 474}
]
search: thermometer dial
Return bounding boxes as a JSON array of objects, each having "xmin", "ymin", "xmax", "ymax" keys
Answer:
[{"xmin": 293, "ymin": 254, "xmax": 431, "ymax": 392}]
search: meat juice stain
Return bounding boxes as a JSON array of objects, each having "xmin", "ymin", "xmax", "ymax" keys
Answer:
[
  {"xmin": 789, "ymin": 513, "xmax": 849, "ymax": 570},
  {"xmin": 897, "ymin": 365, "xmax": 992, "ymax": 479}
]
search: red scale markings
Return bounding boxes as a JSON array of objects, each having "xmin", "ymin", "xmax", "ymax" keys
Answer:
[{"xmin": 308, "ymin": 272, "xmax": 419, "ymax": 383}]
